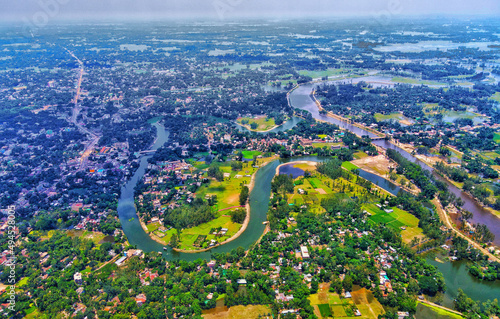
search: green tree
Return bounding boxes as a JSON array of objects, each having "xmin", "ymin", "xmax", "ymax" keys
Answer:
[{"xmin": 239, "ymin": 186, "xmax": 249, "ymax": 205}]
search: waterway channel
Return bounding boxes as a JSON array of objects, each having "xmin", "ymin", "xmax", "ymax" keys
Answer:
[
  {"xmin": 117, "ymin": 81, "xmax": 499, "ymax": 305},
  {"xmin": 289, "ymin": 81, "xmax": 500, "ymax": 246}
]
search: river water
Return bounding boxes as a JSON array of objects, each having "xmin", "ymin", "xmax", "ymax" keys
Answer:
[
  {"xmin": 116, "ymin": 82, "xmax": 499, "ymax": 304},
  {"xmin": 289, "ymin": 81, "xmax": 500, "ymax": 246}
]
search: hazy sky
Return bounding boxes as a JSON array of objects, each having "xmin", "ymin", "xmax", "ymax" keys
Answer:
[{"xmin": 1, "ymin": 0, "xmax": 500, "ymax": 22}]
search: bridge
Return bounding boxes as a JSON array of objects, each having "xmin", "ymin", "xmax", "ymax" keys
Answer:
[{"xmin": 370, "ymin": 136, "xmax": 387, "ymax": 141}]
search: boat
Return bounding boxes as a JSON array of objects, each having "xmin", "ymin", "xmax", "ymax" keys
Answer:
[{"xmin": 163, "ymin": 246, "xmax": 168, "ymax": 251}]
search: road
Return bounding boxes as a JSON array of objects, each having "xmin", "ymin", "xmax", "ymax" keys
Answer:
[
  {"xmin": 432, "ymin": 198, "xmax": 500, "ymax": 263},
  {"xmin": 64, "ymin": 48, "xmax": 101, "ymax": 170}
]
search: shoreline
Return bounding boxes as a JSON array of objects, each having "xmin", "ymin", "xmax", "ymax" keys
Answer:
[
  {"xmin": 275, "ymin": 161, "xmax": 319, "ymax": 175},
  {"xmin": 351, "ymin": 156, "xmax": 420, "ymax": 197},
  {"xmin": 235, "ymin": 117, "xmax": 288, "ymax": 133},
  {"xmin": 308, "ymin": 84, "xmax": 500, "ymax": 221},
  {"xmin": 170, "ymin": 156, "xmax": 278, "ymax": 253}
]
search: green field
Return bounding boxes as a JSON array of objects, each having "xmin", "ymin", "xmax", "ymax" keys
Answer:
[
  {"xmin": 18, "ymin": 277, "xmax": 29, "ymax": 287},
  {"xmin": 374, "ymin": 112, "xmax": 405, "ymax": 122},
  {"xmin": 363, "ymin": 204, "xmax": 423, "ymax": 243},
  {"xmin": 237, "ymin": 116, "xmax": 277, "ymax": 132},
  {"xmin": 342, "ymin": 161, "xmax": 359, "ymax": 171},
  {"xmin": 293, "ymin": 162, "xmax": 318, "ymax": 172},
  {"xmin": 241, "ymin": 150, "xmax": 262, "ymax": 160},
  {"xmin": 318, "ymin": 304, "xmax": 333, "ymax": 317},
  {"xmin": 177, "ymin": 214, "xmax": 242, "ymax": 250},
  {"xmin": 353, "ymin": 151, "xmax": 369, "ymax": 159},
  {"xmin": 480, "ymin": 151, "xmax": 500, "ymax": 160},
  {"xmin": 196, "ymin": 162, "xmax": 257, "ymax": 210},
  {"xmin": 364, "ymin": 204, "xmax": 423, "ymax": 243},
  {"xmin": 66, "ymin": 230, "xmax": 107, "ymax": 245},
  {"xmin": 416, "ymin": 302, "xmax": 464, "ymax": 319},
  {"xmin": 146, "ymin": 221, "xmax": 161, "ymax": 232},
  {"xmin": 309, "ymin": 285, "xmax": 384, "ymax": 319}
]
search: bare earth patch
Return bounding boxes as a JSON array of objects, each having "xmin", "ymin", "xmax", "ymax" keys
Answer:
[
  {"xmin": 351, "ymin": 155, "xmax": 391, "ymax": 175},
  {"xmin": 316, "ymin": 188, "xmax": 327, "ymax": 194},
  {"xmin": 203, "ymin": 305, "xmax": 272, "ymax": 319}
]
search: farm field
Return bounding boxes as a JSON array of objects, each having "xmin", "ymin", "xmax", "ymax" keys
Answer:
[
  {"xmin": 237, "ymin": 116, "xmax": 277, "ymax": 132},
  {"xmin": 177, "ymin": 214, "xmax": 242, "ymax": 250},
  {"xmin": 309, "ymin": 284, "xmax": 384, "ymax": 319},
  {"xmin": 241, "ymin": 150, "xmax": 262, "ymax": 160},
  {"xmin": 202, "ymin": 304, "xmax": 272, "ymax": 319},
  {"xmin": 196, "ymin": 162, "xmax": 257, "ymax": 210},
  {"xmin": 341, "ymin": 161, "xmax": 359, "ymax": 171},
  {"xmin": 416, "ymin": 302, "xmax": 463, "ymax": 319},
  {"xmin": 374, "ymin": 112, "xmax": 405, "ymax": 122},
  {"xmin": 353, "ymin": 151, "xmax": 369, "ymax": 159},
  {"xmin": 364, "ymin": 204, "xmax": 424, "ymax": 243}
]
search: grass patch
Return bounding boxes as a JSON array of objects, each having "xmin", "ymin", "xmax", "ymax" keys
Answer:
[
  {"xmin": 374, "ymin": 112, "xmax": 404, "ymax": 122},
  {"xmin": 365, "ymin": 204, "xmax": 424, "ymax": 243},
  {"xmin": 310, "ymin": 285, "xmax": 383, "ymax": 318},
  {"xmin": 178, "ymin": 215, "xmax": 242, "ymax": 250},
  {"xmin": 353, "ymin": 151, "xmax": 369, "ymax": 159},
  {"xmin": 331, "ymin": 305, "xmax": 347, "ymax": 317},
  {"xmin": 237, "ymin": 116, "xmax": 277, "ymax": 132},
  {"xmin": 416, "ymin": 302, "xmax": 464, "ymax": 319},
  {"xmin": 18, "ymin": 277, "xmax": 29, "ymax": 287},
  {"xmin": 196, "ymin": 163, "xmax": 255, "ymax": 210},
  {"xmin": 481, "ymin": 151, "xmax": 500, "ymax": 160},
  {"xmin": 146, "ymin": 222, "xmax": 161, "ymax": 232},
  {"xmin": 202, "ymin": 304, "xmax": 271, "ymax": 319},
  {"xmin": 66, "ymin": 230, "xmax": 106, "ymax": 245},
  {"xmin": 317, "ymin": 304, "xmax": 333, "ymax": 317},
  {"xmin": 342, "ymin": 161, "xmax": 359, "ymax": 171},
  {"xmin": 241, "ymin": 150, "xmax": 261, "ymax": 160}
]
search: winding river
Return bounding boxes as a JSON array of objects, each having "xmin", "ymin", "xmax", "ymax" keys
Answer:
[
  {"xmin": 116, "ymin": 81, "xmax": 499, "ymax": 306},
  {"xmin": 289, "ymin": 82, "xmax": 500, "ymax": 245}
]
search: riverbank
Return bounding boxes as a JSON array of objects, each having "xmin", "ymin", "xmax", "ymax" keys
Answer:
[
  {"xmin": 351, "ymin": 154, "xmax": 420, "ymax": 196},
  {"xmin": 275, "ymin": 161, "xmax": 319, "ymax": 175},
  {"xmin": 433, "ymin": 197, "xmax": 500, "ymax": 261},
  {"xmin": 171, "ymin": 155, "xmax": 279, "ymax": 253},
  {"xmin": 235, "ymin": 121, "xmax": 281, "ymax": 133},
  {"xmin": 290, "ymin": 80, "xmax": 500, "ymax": 246}
]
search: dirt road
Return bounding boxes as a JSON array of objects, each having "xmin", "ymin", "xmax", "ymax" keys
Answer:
[{"xmin": 432, "ymin": 198, "xmax": 500, "ymax": 263}]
